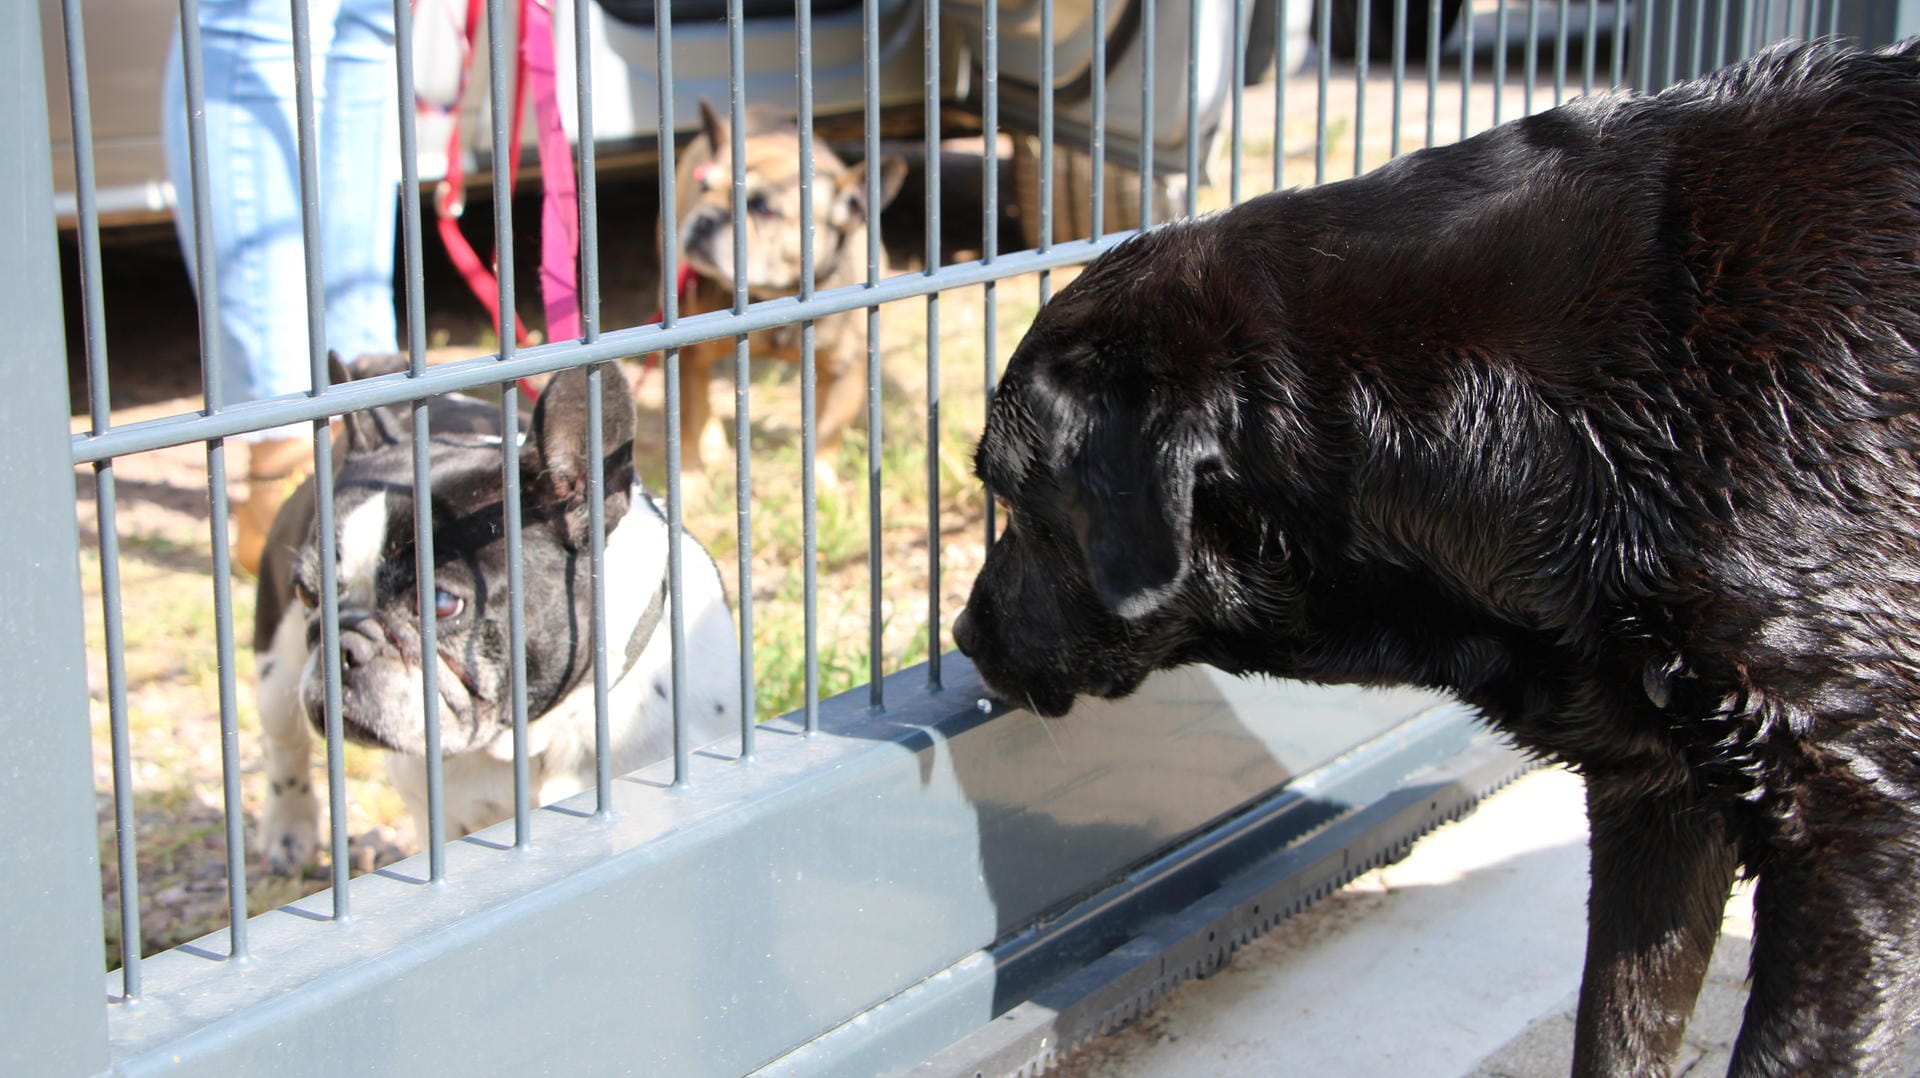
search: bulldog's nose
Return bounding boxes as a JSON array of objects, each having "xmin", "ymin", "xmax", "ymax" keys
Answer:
[
  {"xmin": 337, "ymin": 611, "xmax": 386, "ymax": 670},
  {"xmin": 685, "ymin": 211, "xmax": 722, "ymax": 251},
  {"xmin": 953, "ymin": 607, "xmax": 977, "ymax": 657}
]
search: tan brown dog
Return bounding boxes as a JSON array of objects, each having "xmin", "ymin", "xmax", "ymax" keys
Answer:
[{"xmin": 668, "ymin": 101, "xmax": 907, "ymax": 485}]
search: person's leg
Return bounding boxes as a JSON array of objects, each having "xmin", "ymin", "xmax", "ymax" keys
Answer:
[
  {"xmin": 320, "ymin": 0, "xmax": 400, "ymax": 363},
  {"xmin": 164, "ymin": 0, "xmax": 352, "ymax": 572}
]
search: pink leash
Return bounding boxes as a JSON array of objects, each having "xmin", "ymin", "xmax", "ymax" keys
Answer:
[{"xmin": 430, "ymin": 0, "xmax": 581, "ymax": 402}]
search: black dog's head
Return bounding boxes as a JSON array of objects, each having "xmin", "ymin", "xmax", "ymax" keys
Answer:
[
  {"xmin": 274, "ymin": 359, "xmax": 638, "ymax": 755},
  {"xmin": 954, "ymin": 225, "xmax": 1290, "ymax": 717}
]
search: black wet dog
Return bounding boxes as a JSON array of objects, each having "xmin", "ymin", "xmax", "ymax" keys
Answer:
[{"xmin": 956, "ymin": 40, "xmax": 1920, "ymax": 1077}]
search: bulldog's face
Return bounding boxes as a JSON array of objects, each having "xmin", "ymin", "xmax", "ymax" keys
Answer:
[
  {"xmin": 290, "ymin": 364, "xmax": 637, "ymax": 756},
  {"xmin": 674, "ymin": 100, "xmax": 906, "ymax": 296}
]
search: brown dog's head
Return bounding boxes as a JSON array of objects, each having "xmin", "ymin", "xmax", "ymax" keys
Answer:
[
  {"xmin": 674, "ymin": 100, "xmax": 907, "ymax": 297},
  {"xmin": 953, "ymin": 224, "xmax": 1280, "ymax": 717}
]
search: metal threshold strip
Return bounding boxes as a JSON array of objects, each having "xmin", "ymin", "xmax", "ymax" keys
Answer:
[{"xmin": 756, "ymin": 702, "xmax": 1534, "ymax": 1077}]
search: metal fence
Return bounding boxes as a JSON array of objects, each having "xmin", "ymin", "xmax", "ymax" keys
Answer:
[{"xmin": 10, "ymin": 0, "xmax": 1908, "ymax": 1073}]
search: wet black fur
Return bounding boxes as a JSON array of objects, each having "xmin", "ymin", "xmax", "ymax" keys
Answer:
[{"xmin": 957, "ymin": 40, "xmax": 1920, "ymax": 1076}]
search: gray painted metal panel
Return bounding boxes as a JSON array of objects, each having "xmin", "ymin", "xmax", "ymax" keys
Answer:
[
  {"xmin": 105, "ymin": 657, "xmax": 1454, "ymax": 1075},
  {"xmin": 762, "ymin": 710, "xmax": 1520, "ymax": 1078},
  {"xmin": 1, "ymin": 0, "xmax": 112, "ymax": 1072}
]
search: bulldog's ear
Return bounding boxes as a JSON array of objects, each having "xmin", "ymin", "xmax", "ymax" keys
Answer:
[
  {"xmin": 524, "ymin": 362, "xmax": 637, "ymax": 549},
  {"xmin": 1065, "ymin": 406, "xmax": 1214, "ymax": 620},
  {"xmin": 331, "ymin": 351, "xmax": 405, "ymax": 459},
  {"xmin": 831, "ymin": 153, "xmax": 909, "ymax": 231},
  {"xmin": 697, "ymin": 98, "xmax": 727, "ymax": 158}
]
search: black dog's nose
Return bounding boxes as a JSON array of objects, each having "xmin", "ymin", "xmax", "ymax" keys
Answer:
[{"xmin": 953, "ymin": 607, "xmax": 977, "ymax": 657}]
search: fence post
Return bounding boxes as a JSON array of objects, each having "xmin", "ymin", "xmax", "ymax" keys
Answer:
[{"xmin": 0, "ymin": 0, "xmax": 112, "ymax": 1073}]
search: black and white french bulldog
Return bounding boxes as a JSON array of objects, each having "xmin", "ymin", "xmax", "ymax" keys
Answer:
[{"xmin": 253, "ymin": 356, "xmax": 739, "ymax": 874}]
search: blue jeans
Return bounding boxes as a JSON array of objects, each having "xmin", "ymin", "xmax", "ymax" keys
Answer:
[{"xmin": 164, "ymin": 0, "xmax": 401, "ymax": 440}]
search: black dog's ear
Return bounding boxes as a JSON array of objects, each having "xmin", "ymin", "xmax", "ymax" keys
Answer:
[
  {"xmin": 831, "ymin": 153, "xmax": 909, "ymax": 231},
  {"xmin": 524, "ymin": 362, "xmax": 637, "ymax": 549},
  {"xmin": 1065, "ymin": 406, "xmax": 1214, "ymax": 620}
]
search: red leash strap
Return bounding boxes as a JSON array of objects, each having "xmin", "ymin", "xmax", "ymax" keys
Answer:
[{"xmin": 639, "ymin": 262, "xmax": 699, "ymax": 380}]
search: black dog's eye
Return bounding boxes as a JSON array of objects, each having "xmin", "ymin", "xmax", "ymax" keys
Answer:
[
  {"xmin": 747, "ymin": 193, "xmax": 775, "ymax": 217},
  {"xmin": 294, "ymin": 578, "xmax": 319, "ymax": 609}
]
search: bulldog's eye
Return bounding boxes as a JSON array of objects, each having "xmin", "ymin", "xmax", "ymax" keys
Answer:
[
  {"xmin": 414, "ymin": 587, "xmax": 465, "ymax": 621},
  {"xmin": 294, "ymin": 578, "xmax": 319, "ymax": 609},
  {"xmin": 747, "ymin": 192, "xmax": 775, "ymax": 218}
]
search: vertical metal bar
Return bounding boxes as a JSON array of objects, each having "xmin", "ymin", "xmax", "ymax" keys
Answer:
[
  {"xmin": 575, "ymin": 0, "xmax": 599, "ymax": 342},
  {"xmin": 1142, "ymin": 0, "xmax": 1157, "ymax": 224},
  {"xmin": 1582, "ymin": 0, "xmax": 1597, "ymax": 95},
  {"xmin": 586, "ymin": 362, "xmax": 612, "ymax": 797},
  {"xmin": 925, "ymin": 0, "xmax": 943, "ymax": 689},
  {"xmin": 983, "ymin": 0, "xmax": 1002, "ymax": 554},
  {"xmin": 485, "ymin": 0, "xmax": 532, "ymax": 831},
  {"xmin": 210, "ymin": 472, "xmax": 248, "ymax": 946},
  {"xmin": 96, "ymin": 466, "xmax": 140, "ymax": 991},
  {"xmin": 2, "ymin": 1, "xmax": 112, "ymax": 1058},
  {"xmin": 1802, "ymin": 0, "xmax": 1816, "ymax": 43},
  {"xmin": 735, "ymin": 0, "xmax": 759, "ymax": 739},
  {"xmin": 1041, "ymin": 0, "xmax": 1057, "ymax": 304},
  {"xmin": 1757, "ymin": 0, "xmax": 1775, "ymax": 56},
  {"xmin": 1424, "ymin": 0, "xmax": 1439, "ymax": 147},
  {"xmin": 290, "ymin": 0, "xmax": 353, "ymax": 919},
  {"xmin": 176, "ymin": 0, "xmax": 251, "ymax": 959},
  {"xmin": 1355, "ymin": 0, "xmax": 1369, "ymax": 176},
  {"xmin": 573, "ymin": 0, "xmax": 613, "ymax": 805},
  {"xmin": 1458, "ymin": 0, "xmax": 1473, "ymax": 143},
  {"xmin": 1525, "ymin": 0, "xmax": 1539, "ymax": 114},
  {"xmin": 1273, "ymin": 0, "xmax": 1287, "ymax": 189},
  {"xmin": 1611, "ymin": 0, "xmax": 1627, "ymax": 88},
  {"xmin": 1553, "ymin": 0, "xmax": 1567, "ymax": 103},
  {"xmin": 394, "ymin": 0, "xmax": 445, "ymax": 880},
  {"xmin": 656, "ymin": 0, "xmax": 690, "ymax": 778},
  {"xmin": 1824, "ymin": 0, "xmax": 1839, "ymax": 38},
  {"xmin": 1317, "ymin": 0, "xmax": 1332, "ymax": 179},
  {"xmin": 1688, "ymin": 0, "xmax": 1705, "ymax": 76},
  {"xmin": 63, "ymin": 0, "xmax": 144, "ymax": 997},
  {"xmin": 1092, "ymin": 0, "xmax": 1108, "ymax": 229},
  {"xmin": 1664, "ymin": 0, "xmax": 1680, "ymax": 89},
  {"xmin": 1390, "ymin": 0, "xmax": 1406, "ymax": 159},
  {"xmin": 799, "ymin": 0, "xmax": 821, "ymax": 733},
  {"xmin": 1638, "ymin": 0, "xmax": 1658, "ymax": 90},
  {"xmin": 1494, "ymin": 0, "xmax": 1510, "ymax": 121},
  {"xmin": 862, "ymin": 0, "xmax": 882, "ymax": 710},
  {"xmin": 1713, "ymin": 0, "xmax": 1728, "ymax": 69},
  {"xmin": 1231, "ymin": 0, "xmax": 1245, "ymax": 203},
  {"xmin": 1186, "ymin": 0, "xmax": 1202, "ymax": 208}
]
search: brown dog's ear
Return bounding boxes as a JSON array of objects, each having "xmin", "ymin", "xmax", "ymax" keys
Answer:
[
  {"xmin": 831, "ymin": 152, "xmax": 909, "ymax": 231},
  {"xmin": 1065, "ymin": 406, "xmax": 1215, "ymax": 620},
  {"xmin": 697, "ymin": 98, "xmax": 727, "ymax": 158},
  {"xmin": 523, "ymin": 361, "xmax": 637, "ymax": 549}
]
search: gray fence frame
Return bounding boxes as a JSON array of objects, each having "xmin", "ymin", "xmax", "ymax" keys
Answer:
[{"xmin": 15, "ymin": 0, "xmax": 1916, "ymax": 1073}]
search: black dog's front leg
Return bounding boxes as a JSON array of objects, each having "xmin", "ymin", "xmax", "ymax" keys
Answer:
[
  {"xmin": 1731, "ymin": 765, "xmax": 1920, "ymax": 1076},
  {"xmin": 1574, "ymin": 772, "xmax": 1738, "ymax": 1077}
]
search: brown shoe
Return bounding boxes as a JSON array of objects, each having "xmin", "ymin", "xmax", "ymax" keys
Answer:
[{"xmin": 233, "ymin": 437, "xmax": 311, "ymax": 576}]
